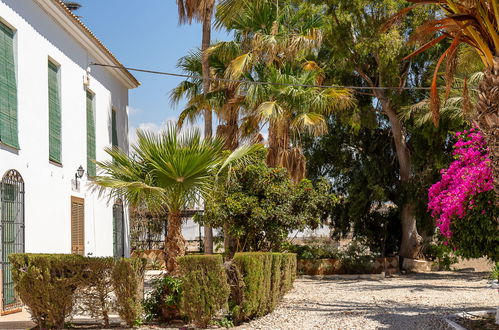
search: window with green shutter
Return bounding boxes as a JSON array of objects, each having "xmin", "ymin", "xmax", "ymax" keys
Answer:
[
  {"xmin": 0, "ymin": 22, "xmax": 18, "ymax": 149},
  {"xmin": 86, "ymin": 91, "xmax": 96, "ymax": 177},
  {"xmin": 111, "ymin": 109, "xmax": 118, "ymax": 148},
  {"xmin": 48, "ymin": 61, "xmax": 61, "ymax": 163}
]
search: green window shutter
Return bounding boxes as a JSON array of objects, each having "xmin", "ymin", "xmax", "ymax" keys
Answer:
[
  {"xmin": 0, "ymin": 22, "xmax": 18, "ymax": 149},
  {"xmin": 111, "ymin": 109, "xmax": 118, "ymax": 148},
  {"xmin": 113, "ymin": 200, "xmax": 124, "ymax": 258},
  {"xmin": 48, "ymin": 61, "xmax": 61, "ymax": 163},
  {"xmin": 86, "ymin": 92, "xmax": 96, "ymax": 177}
]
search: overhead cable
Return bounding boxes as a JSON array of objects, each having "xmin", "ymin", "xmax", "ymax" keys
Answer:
[{"xmin": 90, "ymin": 62, "xmax": 474, "ymax": 91}]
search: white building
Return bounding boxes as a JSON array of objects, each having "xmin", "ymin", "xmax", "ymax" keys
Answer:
[{"xmin": 0, "ymin": 0, "xmax": 139, "ymax": 312}]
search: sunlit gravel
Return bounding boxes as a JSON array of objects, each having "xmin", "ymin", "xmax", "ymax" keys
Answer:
[{"xmin": 235, "ymin": 272, "xmax": 498, "ymax": 330}]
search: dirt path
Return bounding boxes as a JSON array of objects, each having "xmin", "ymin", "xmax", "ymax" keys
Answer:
[{"xmin": 236, "ymin": 272, "xmax": 498, "ymax": 330}]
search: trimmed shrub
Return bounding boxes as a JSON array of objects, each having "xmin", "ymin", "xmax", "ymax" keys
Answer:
[
  {"xmin": 231, "ymin": 252, "xmax": 296, "ymax": 323},
  {"xmin": 269, "ymin": 253, "xmax": 283, "ymax": 311},
  {"xmin": 9, "ymin": 254, "xmax": 146, "ymax": 329},
  {"xmin": 112, "ymin": 258, "xmax": 147, "ymax": 327},
  {"xmin": 178, "ymin": 255, "xmax": 230, "ymax": 328},
  {"xmin": 77, "ymin": 258, "xmax": 116, "ymax": 327},
  {"xmin": 9, "ymin": 254, "xmax": 86, "ymax": 329},
  {"xmin": 281, "ymin": 253, "xmax": 297, "ymax": 293}
]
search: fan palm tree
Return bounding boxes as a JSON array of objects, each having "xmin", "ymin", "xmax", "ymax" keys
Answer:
[
  {"xmin": 93, "ymin": 126, "xmax": 262, "ymax": 274},
  {"xmin": 246, "ymin": 67, "xmax": 354, "ymax": 182},
  {"xmin": 176, "ymin": 0, "xmax": 216, "ymax": 139},
  {"xmin": 170, "ymin": 42, "xmax": 246, "ymax": 151},
  {"xmin": 176, "ymin": 0, "xmax": 218, "ymax": 254},
  {"xmin": 389, "ymin": 0, "xmax": 498, "ymax": 198},
  {"xmin": 213, "ymin": 0, "xmax": 354, "ymax": 181}
]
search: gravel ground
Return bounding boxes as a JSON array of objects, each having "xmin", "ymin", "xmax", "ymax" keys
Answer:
[{"xmin": 236, "ymin": 272, "xmax": 498, "ymax": 330}]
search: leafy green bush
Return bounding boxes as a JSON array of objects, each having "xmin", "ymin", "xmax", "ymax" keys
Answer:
[
  {"xmin": 178, "ymin": 255, "xmax": 230, "ymax": 328},
  {"xmin": 283, "ymin": 242, "xmax": 340, "ymax": 260},
  {"xmin": 112, "ymin": 258, "xmax": 147, "ymax": 327},
  {"xmin": 490, "ymin": 262, "xmax": 499, "ymax": 280},
  {"xmin": 9, "ymin": 254, "xmax": 146, "ymax": 329},
  {"xmin": 231, "ymin": 253, "xmax": 296, "ymax": 323},
  {"xmin": 9, "ymin": 254, "xmax": 85, "ymax": 329},
  {"xmin": 204, "ymin": 154, "xmax": 338, "ymax": 252},
  {"xmin": 338, "ymin": 241, "xmax": 376, "ymax": 274},
  {"xmin": 425, "ymin": 242, "xmax": 459, "ymax": 271},
  {"xmin": 142, "ymin": 276, "xmax": 182, "ymax": 322}
]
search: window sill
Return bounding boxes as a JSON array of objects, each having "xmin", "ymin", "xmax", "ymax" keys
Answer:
[
  {"xmin": 0, "ymin": 142, "xmax": 20, "ymax": 154},
  {"xmin": 49, "ymin": 160, "xmax": 63, "ymax": 167}
]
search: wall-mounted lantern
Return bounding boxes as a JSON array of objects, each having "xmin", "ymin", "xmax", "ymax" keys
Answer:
[{"xmin": 75, "ymin": 165, "xmax": 85, "ymax": 189}]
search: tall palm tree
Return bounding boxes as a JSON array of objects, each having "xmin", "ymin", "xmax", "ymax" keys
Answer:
[
  {"xmin": 170, "ymin": 42, "xmax": 246, "ymax": 151},
  {"xmin": 216, "ymin": 1, "xmax": 354, "ymax": 181},
  {"xmin": 176, "ymin": 0, "xmax": 217, "ymax": 252},
  {"xmin": 176, "ymin": 0, "xmax": 216, "ymax": 139},
  {"xmin": 93, "ymin": 126, "xmax": 262, "ymax": 273},
  {"xmin": 246, "ymin": 67, "xmax": 354, "ymax": 182},
  {"xmin": 390, "ymin": 0, "xmax": 498, "ymax": 199}
]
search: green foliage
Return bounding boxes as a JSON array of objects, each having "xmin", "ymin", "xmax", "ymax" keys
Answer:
[
  {"xmin": 286, "ymin": 240, "xmax": 384, "ymax": 274},
  {"xmin": 490, "ymin": 262, "xmax": 499, "ymax": 281},
  {"xmin": 283, "ymin": 242, "xmax": 341, "ymax": 260},
  {"xmin": 112, "ymin": 258, "xmax": 147, "ymax": 327},
  {"xmin": 178, "ymin": 255, "xmax": 230, "ymax": 328},
  {"xmin": 339, "ymin": 241, "xmax": 376, "ymax": 274},
  {"xmin": 9, "ymin": 254, "xmax": 146, "ymax": 329},
  {"xmin": 9, "ymin": 254, "xmax": 85, "ymax": 329},
  {"xmin": 425, "ymin": 243, "xmax": 459, "ymax": 271},
  {"xmin": 94, "ymin": 124, "xmax": 263, "ymax": 273},
  {"xmin": 204, "ymin": 154, "xmax": 337, "ymax": 251},
  {"xmin": 303, "ymin": 120, "xmax": 403, "ymax": 255},
  {"xmin": 231, "ymin": 252, "xmax": 296, "ymax": 323},
  {"xmin": 303, "ymin": 110, "xmax": 461, "ymax": 256},
  {"xmin": 212, "ymin": 317, "xmax": 235, "ymax": 328},
  {"xmin": 142, "ymin": 276, "xmax": 182, "ymax": 322},
  {"xmin": 448, "ymin": 191, "xmax": 499, "ymax": 261}
]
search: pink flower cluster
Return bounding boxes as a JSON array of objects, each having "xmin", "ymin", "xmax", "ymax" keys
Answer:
[{"xmin": 428, "ymin": 128, "xmax": 494, "ymax": 238}]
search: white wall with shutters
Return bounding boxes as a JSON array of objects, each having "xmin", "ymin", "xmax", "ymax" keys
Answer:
[{"xmin": 0, "ymin": 0, "xmax": 132, "ymax": 257}]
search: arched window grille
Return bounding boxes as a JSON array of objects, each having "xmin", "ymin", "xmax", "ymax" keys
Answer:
[{"xmin": 1, "ymin": 169, "xmax": 24, "ymax": 309}]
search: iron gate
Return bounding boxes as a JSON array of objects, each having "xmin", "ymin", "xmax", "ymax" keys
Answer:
[{"xmin": 0, "ymin": 170, "xmax": 24, "ymax": 309}]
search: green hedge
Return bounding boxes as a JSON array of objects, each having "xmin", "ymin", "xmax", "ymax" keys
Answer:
[
  {"xmin": 178, "ymin": 255, "xmax": 230, "ymax": 328},
  {"xmin": 9, "ymin": 254, "xmax": 145, "ymax": 329},
  {"xmin": 231, "ymin": 252, "xmax": 296, "ymax": 323},
  {"xmin": 173, "ymin": 253, "xmax": 296, "ymax": 327}
]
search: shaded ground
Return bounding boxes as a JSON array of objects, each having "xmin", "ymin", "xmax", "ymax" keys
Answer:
[
  {"xmin": 236, "ymin": 272, "xmax": 498, "ymax": 330},
  {"xmin": 1, "ymin": 271, "xmax": 496, "ymax": 329}
]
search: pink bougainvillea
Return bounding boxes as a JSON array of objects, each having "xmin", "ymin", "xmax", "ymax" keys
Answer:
[{"xmin": 428, "ymin": 128, "xmax": 494, "ymax": 238}]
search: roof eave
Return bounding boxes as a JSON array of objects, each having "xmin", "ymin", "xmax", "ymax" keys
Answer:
[{"xmin": 34, "ymin": 0, "xmax": 140, "ymax": 89}]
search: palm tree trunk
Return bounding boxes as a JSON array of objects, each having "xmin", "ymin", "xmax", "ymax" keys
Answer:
[
  {"xmin": 201, "ymin": 4, "xmax": 214, "ymax": 253},
  {"xmin": 165, "ymin": 211, "xmax": 186, "ymax": 274},
  {"xmin": 201, "ymin": 6, "xmax": 213, "ymax": 139},
  {"xmin": 266, "ymin": 119, "xmax": 290, "ymax": 168},
  {"xmin": 475, "ymin": 57, "xmax": 499, "ymax": 204},
  {"xmin": 378, "ymin": 93, "xmax": 422, "ymax": 259}
]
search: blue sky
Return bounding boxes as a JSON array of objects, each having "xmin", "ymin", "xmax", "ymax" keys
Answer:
[{"xmin": 75, "ymin": 0, "xmax": 230, "ymax": 137}]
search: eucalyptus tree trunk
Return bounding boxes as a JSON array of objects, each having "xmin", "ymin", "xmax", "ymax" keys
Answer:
[
  {"xmin": 377, "ymin": 92, "xmax": 422, "ymax": 260},
  {"xmin": 475, "ymin": 57, "xmax": 499, "ymax": 204},
  {"xmin": 201, "ymin": 2, "xmax": 214, "ymax": 254},
  {"xmin": 165, "ymin": 211, "xmax": 186, "ymax": 274}
]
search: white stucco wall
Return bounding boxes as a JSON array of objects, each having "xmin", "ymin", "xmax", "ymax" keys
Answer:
[{"xmin": 0, "ymin": 0, "xmax": 132, "ymax": 257}]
